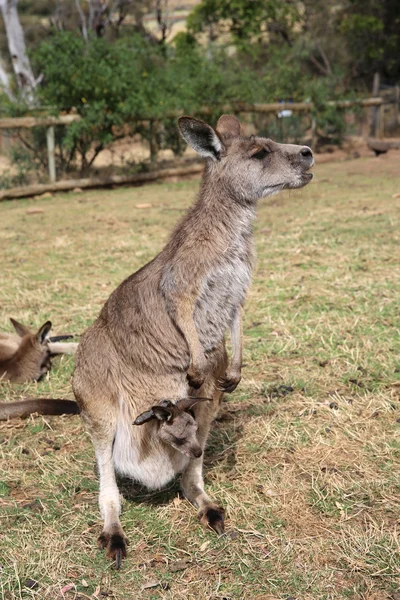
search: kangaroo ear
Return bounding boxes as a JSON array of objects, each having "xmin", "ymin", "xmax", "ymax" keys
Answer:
[
  {"xmin": 151, "ymin": 406, "xmax": 173, "ymax": 422},
  {"xmin": 36, "ymin": 321, "xmax": 52, "ymax": 344},
  {"xmin": 133, "ymin": 405, "xmax": 174, "ymax": 426},
  {"xmin": 175, "ymin": 396, "xmax": 211, "ymax": 412},
  {"xmin": 178, "ymin": 116, "xmax": 224, "ymax": 161},
  {"xmin": 10, "ymin": 318, "xmax": 31, "ymax": 337},
  {"xmin": 216, "ymin": 114, "xmax": 242, "ymax": 140},
  {"xmin": 133, "ymin": 409, "xmax": 155, "ymax": 426}
]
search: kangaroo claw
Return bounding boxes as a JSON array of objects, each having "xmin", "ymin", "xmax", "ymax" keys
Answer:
[
  {"xmin": 217, "ymin": 375, "xmax": 241, "ymax": 394},
  {"xmin": 98, "ymin": 530, "xmax": 128, "ymax": 568},
  {"xmin": 200, "ymin": 506, "xmax": 225, "ymax": 535}
]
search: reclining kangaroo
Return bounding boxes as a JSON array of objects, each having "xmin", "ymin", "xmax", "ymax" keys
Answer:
[
  {"xmin": 0, "ymin": 318, "xmax": 78, "ymax": 384},
  {"xmin": 72, "ymin": 114, "xmax": 314, "ymax": 567},
  {"xmin": 0, "ymin": 319, "xmax": 79, "ymax": 420}
]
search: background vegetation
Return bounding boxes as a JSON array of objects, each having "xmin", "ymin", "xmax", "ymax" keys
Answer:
[{"xmin": 0, "ymin": 0, "xmax": 399, "ymax": 182}]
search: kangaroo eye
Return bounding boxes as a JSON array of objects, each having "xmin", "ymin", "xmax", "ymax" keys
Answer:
[
  {"xmin": 251, "ymin": 148, "xmax": 270, "ymax": 160},
  {"xmin": 174, "ymin": 437, "xmax": 185, "ymax": 445}
]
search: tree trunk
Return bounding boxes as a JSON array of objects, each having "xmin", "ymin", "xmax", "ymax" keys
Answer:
[
  {"xmin": 0, "ymin": 0, "xmax": 38, "ymax": 105},
  {"xmin": 0, "ymin": 55, "xmax": 14, "ymax": 100}
]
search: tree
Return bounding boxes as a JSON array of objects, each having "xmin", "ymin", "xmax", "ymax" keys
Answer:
[
  {"xmin": 187, "ymin": 0, "xmax": 300, "ymax": 53},
  {"xmin": 0, "ymin": 0, "xmax": 39, "ymax": 104},
  {"xmin": 338, "ymin": 0, "xmax": 400, "ymax": 85}
]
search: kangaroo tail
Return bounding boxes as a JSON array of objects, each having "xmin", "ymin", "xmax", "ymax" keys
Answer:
[{"xmin": 0, "ymin": 398, "xmax": 79, "ymax": 421}]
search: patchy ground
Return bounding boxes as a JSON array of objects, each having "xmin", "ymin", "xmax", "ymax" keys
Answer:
[{"xmin": 0, "ymin": 151, "xmax": 399, "ymax": 600}]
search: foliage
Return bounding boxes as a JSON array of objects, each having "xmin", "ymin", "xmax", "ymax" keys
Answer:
[
  {"xmin": 4, "ymin": 0, "xmax": 396, "ymax": 179},
  {"xmin": 189, "ymin": 0, "xmax": 400, "ymax": 88},
  {"xmin": 0, "ymin": 142, "xmax": 43, "ymax": 189},
  {"xmin": 338, "ymin": 0, "xmax": 400, "ymax": 82},
  {"xmin": 187, "ymin": 0, "xmax": 300, "ymax": 53},
  {"xmin": 29, "ymin": 30, "xmax": 271, "ymax": 172}
]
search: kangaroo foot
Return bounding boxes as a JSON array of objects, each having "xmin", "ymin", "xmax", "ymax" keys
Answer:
[
  {"xmin": 98, "ymin": 530, "xmax": 128, "ymax": 569},
  {"xmin": 199, "ymin": 505, "xmax": 225, "ymax": 535}
]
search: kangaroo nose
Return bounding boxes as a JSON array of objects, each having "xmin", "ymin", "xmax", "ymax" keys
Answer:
[
  {"xmin": 300, "ymin": 146, "xmax": 313, "ymax": 159},
  {"xmin": 299, "ymin": 146, "xmax": 314, "ymax": 167}
]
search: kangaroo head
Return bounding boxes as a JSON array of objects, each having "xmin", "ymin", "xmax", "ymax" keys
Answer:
[
  {"xmin": 178, "ymin": 114, "xmax": 314, "ymax": 203},
  {"xmin": 133, "ymin": 397, "xmax": 210, "ymax": 459},
  {"xmin": 9, "ymin": 319, "xmax": 53, "ymax": 382}
]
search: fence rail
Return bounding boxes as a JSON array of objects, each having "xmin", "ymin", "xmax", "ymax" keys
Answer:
[{"xmin": 0, "ymin": 95, "xmax": 397, "ymax": 200}]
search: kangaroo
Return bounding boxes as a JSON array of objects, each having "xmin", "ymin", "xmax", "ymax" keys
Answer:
[
  {"xmin": 0, "ymin": 318, "xmax": 78, "ymax": 383},
  {"xmin": 0, "ymin": 318, "xmax": 79, "ymax": 419},
  {"xmin": 72, "ymin": 114, "xmax": 314, "ymax": 567}
]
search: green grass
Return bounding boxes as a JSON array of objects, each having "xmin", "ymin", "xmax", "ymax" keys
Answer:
[{"xmin": 0, "ymin": 152, "xmax": 400, "ymax": 599}]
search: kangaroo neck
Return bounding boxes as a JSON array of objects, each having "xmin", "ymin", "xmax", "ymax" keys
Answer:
[{"xmin": 194, "ymin": 165, "xmax": 258, "ymax": 234}]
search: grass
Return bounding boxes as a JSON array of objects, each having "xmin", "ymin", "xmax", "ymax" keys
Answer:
[{"xmin": 0, "ymin": 151, "xmax": 399, "ymax": 599}]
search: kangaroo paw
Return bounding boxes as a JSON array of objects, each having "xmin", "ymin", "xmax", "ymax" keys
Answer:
[
  {"xmin": 200, "ymin": 506, "xmax": 225, "ymax": 535},
  {"xmin": 187, "ymin": 371, "xmax": 205, "ymax": 389},
  {"xmin": 98, "ymin": 530, "xmax": 128, "ymax": 568},
  {"xmin": 217, "ymin": 374, "xmax": 241, "ymax": 394}
]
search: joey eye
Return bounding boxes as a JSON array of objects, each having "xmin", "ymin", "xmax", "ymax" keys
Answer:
[
  {"xmin": 251, "ymin": 148, "xmax": 270, "ymax": 160},
  {"xmin": 174, "ymin": 437, "xmax": 185, "ymax": 446}
]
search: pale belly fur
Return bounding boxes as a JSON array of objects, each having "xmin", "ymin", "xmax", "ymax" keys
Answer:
[
  {"xmin": 112, "ymin": 413, "xmax": 190, "ymax": 490},
  {"xmin": 194, "ymin": 256, "xmax": 251, "ymax": 352}
]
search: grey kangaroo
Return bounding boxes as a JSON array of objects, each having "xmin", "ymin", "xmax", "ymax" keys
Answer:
[
  {"xmin": 72, "ymin": 114, "xmax": 314, "ymax": 567},
  {"xmin": 0, "ymin": 318, "xmax": 79, "ymax": 420},
  {"xmin": 0, "ymin": 318, "xmax": 78, "ymax": 383}
]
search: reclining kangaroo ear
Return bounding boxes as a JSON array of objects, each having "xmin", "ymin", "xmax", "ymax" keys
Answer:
[
  {"xmin": 36, "ymin": 321, "xmax": 52, "ymax": 344},
  {"xmin": 175, "ymin": 396, "xmax": 211, "ymax": 412},
  {"xmin": 133, "ymin": 405, "xmax": 173, "ymax": 426},
  {"xmin": 178, "ymin": 116, "xmax": 224, "ymax": 161},
  {"xmin": 10, "ymin": 318, "xmax": 31, "ymax": 338}
]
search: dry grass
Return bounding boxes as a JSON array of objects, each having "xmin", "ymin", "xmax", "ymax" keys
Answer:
[{"xmin": 0, "ymin": 152, "xmax": 399, "ymax": 600}]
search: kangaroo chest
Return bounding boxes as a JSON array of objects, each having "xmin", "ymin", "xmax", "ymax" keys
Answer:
[{"xmin": 194, "ymin": 237, "xmax": 253, "ymax": 351}]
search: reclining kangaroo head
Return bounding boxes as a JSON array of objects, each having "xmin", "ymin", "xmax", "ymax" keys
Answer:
[
  {"xmin": 178, "ymin": 114, "xmax": 314, "ymax": 203},
  {"xmin": 7, "ymin": 318, "xmax": 52, "ymax": 382},
  {"xmin": 134, "ymin": 397, "xmax": 210, "ymax": 459}
]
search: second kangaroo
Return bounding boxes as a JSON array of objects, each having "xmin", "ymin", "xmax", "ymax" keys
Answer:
[{"xmin": 72, "ymin": 114, "xmax": 314, "ymax": 566}]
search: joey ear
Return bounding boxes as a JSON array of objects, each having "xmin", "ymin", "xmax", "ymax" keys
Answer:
[
  {"xmin": 133, "ymin": 405, "xmax": 173, "ymax": 426},
  {"xmin": 178, "ymin": 116, "xmax": 224, "ymax": 161},
  {"xmin": 151, "ymin": 406, "xmax": 173, "ymax": 422},
  {"xmin": 10, "ymin": 318, "xmax": 31, "ymax": 337},
  {"xmin": 133, "ymin": 409, "xmax": 155, "ymax": 426},
  {"xmin": 216, "ymin": 114, "xmax": 242, "ymax": 140},
  {"xmin": 159, "ymin": 399, "xmax": 174, "ymax": 408},
  {"xmin": 36, "ymin": 321, "xmax": 52, "ymax": 344}
]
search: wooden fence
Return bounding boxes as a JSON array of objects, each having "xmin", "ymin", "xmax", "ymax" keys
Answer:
[{"xmin": 0, "ymin": 96, "xmax": 395, "ymax": 200}]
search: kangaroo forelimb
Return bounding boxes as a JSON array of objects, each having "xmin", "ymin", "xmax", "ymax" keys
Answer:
[
  {"xmin": 174, "ymin": 296, "xmax": 207, "ymax": 389},
  {"xmin": 217, "ymin": 307, "xmax": 243, "ymax": 393}
]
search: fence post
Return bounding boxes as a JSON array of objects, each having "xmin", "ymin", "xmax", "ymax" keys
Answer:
[
  {"xmin": 370, "ymin": 72, "xmax": 380, "ymax": 137},
  {"xmin": 149, "ymin": 120, "xmax": 158, "ymax": 163},
  {"xmin": 46, "ymin": 126, "xmax": 56, "ymax": 183},
  {"xmin": 311, "ymin": 114, "xmax": 317, "ymax": 149},
  {"xmin": 395, "ymin": 85, "xmax": 399, "ymax": 130},
  {"xmin": 377, "ymin": 103, "xmax": 384, "ymax": 138}
]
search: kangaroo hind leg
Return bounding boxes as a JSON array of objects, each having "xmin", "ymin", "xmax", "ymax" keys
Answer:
[
  {"xmin": 93, "ymin": 426, "xmax": 128, "ymax": 568},
  {"xmin": 182, "ymin": 348, "xmax": 227, "ymax": 535}
]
